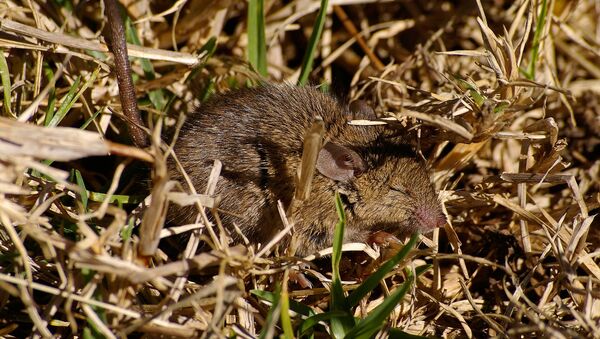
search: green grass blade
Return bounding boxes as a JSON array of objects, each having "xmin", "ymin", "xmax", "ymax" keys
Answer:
[
  {"xmin": 81, "ymin": 106, "xmax": 104, "ymax": 130},
  {"xmin": 414, "ymin": 264, "xmax": 432, "ymax": 277},
  {"xmin": 121, "ymin": 217, "xmax": 134, "ymax": 242},
  {"xmin": 124, "ymin": 11, "xmax": 168, "ymax": 111},
  {"xmin": 82, "ymin": 327, "xmax": 94, "ymax": 339},
  {"xmin": 200, "ymin": 78, "xmax": 216, "ymax": 102},
  {"xmin": 0, "ymin": 48, "xmax": 14, "ymax": 117},
  {"xmin": 43, "ymin": 63, "xmax": 57, "ymax": 126},
  {"xmin": 346, "ymin": 233, "xmax": 420, "ymax": 308},
  {"xmin": 200, "ymin": 36, "xmax": 217, "ymax": 56},
  {"xmin": 454, "ymin": 77, "xmax": 485, "ymax": 108},
  {"xmin": 258, "ymin": 285, "xmax": 282, "ymax": 339},
  {"xmin": 74, "ymin": 169, "xmax": 88, "ymax": 211},
  {"xmin": 330, "ymin": 192, "xmax": 354, "ymax": 338},
  {"xmin": 48, "ymin": 67, "xmax": 99, "ymax": 127},
  {"xmin": 330, "ymin": 280, "xmax": 352, "ymax": 338},
  {"xmin": 299, "ymin": 311, "xmax": 348, "ymax": 336},
  {"xmin": 247, "ymin": 0, "xmax": 268, "ymax": 76},
  {"xmin": 297, "ymin": 0, "xmax": 329, "ymax": 85},
  {"xmin": 53, "ymin": 0, "xmax": 74, "ymax": 11},
  {"xmin": 86, "ymin": 50, "xmax": 108, "ymax": 61},
  {"xmin": 344, "ymin": 269, "xmax": 415, "ymax": 339},
  {"xmin": 281, "ymin": 287, "xmax": 295, "ymax": 339},
  {"xmin": 251, "ymin": 289, "xmax": 315, "ymax": 317},
  {"xmin": 47, "ymin": 75, "xmax": 80, "ymax": 126},
  {"xmin": 39, "ymin": 104, "xmax": 103, "ymax": 169},
  {"xmin": 331, "ymin": 192, "xmax": 346, "ymax": 282},
  {"xmin": 185, "ymin": 37, "xmax": 217, "ymax": 84},
  {"xmin": 524, "ymin": 0, "xmax": 548, "ymax": 79},
  {"xmin": 83, "ymin": 295, "xmax": 109, "ymax": 339},
  {"xmin": 87, "ymin": 191, "xmax": 143, "ymax": 205}
]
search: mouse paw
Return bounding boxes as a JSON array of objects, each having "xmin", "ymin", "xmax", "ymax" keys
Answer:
[
  {"xmin": 368, "ymin": 231, "xmax": 401, "ymax": 247},
  {"xmin": 289, "ymin": 269, "xmax": 313, "ymax": 289}
]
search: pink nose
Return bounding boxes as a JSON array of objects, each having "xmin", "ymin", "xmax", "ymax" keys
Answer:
[{"xmin": 416, "ymin": 207, "xmax": 446, "ymax": 231}]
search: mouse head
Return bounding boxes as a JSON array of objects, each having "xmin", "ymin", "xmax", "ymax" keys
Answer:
[{"xmin": 316, "ymin": 140, "xmax": 445, "ymax": 234}]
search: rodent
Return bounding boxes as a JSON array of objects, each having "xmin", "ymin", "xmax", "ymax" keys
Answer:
[
  {"xmin": 100, "ymin": 3, "xmax": 443, "ymax": 255},
  {"xmin": 168, "ymin": 84, "xmax": 445, "ymax": 256}
]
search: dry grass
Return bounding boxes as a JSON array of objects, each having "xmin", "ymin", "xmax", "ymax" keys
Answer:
[{"xmin": 1, "ymin": 0, "xmax": 600, "ymax": 337}]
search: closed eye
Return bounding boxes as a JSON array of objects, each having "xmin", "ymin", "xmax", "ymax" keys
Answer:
[{"xmin": 389, "ymin": 186, "xmax": 407, "ymax": 195}]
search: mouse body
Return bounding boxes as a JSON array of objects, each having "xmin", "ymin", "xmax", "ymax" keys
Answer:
[{"xmin": 168, "ymin": 84, "xmax": 445, "ymax": 255}]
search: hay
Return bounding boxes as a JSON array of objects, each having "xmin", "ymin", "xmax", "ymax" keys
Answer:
[{"xmin": 0, "ymin": 0, "xmax": 599, "ymax": 337}]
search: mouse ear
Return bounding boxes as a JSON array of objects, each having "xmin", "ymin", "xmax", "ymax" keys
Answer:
[
  {"xmin": 316, "ymin": 142, "xmax": 366, "ymax": 181},
  {"xmin": 348, "ymin": 100, "xmax": 376, "ymax": 120}
]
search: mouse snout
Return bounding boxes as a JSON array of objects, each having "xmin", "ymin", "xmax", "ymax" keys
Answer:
[{"xmin": 415, "ymin": 206, "xmax": 446, "ymax": 232}]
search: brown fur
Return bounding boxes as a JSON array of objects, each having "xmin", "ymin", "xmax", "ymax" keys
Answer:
[{"xmin": 168, "ymin": 84, "xmax": 444, "ymax": 255}]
